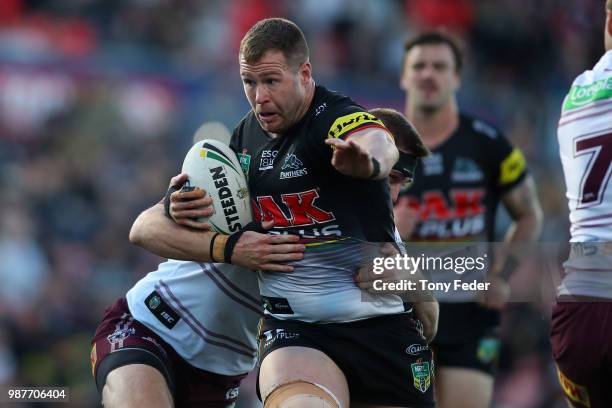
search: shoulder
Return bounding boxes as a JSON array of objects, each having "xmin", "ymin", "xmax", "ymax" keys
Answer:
[
  {"xmin": 459, "ymin": 113, "xmax": 505, "ymax": 142},
  {"xmin": 311, "ymin": 85, "xmax": 385, "ymax": 140},
  {"xmin": 230, "ymin": 111, "xmax": 257, "ymax": 147},
  {"xmin": 561, "ymin": 53, "xmax": 612, "ymax": 114}
]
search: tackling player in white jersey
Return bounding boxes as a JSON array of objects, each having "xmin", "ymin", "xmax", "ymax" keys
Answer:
[{"xmin": 550, "ymin": 2, "xmax": 612, "ymax": 407}]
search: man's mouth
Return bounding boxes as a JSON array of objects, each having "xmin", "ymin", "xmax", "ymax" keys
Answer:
[
  {"xmin": 419, "ymin": 83, "xmax": 438, "ymax": 93},
  {"xmin": 258, "ymin": 112, "xmax": 279, "ymax": 123}
]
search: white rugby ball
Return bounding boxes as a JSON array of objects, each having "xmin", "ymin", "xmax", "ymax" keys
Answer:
[{"xmin": 181, "ymin": 139, "xmax": 252, "ymax": 234}]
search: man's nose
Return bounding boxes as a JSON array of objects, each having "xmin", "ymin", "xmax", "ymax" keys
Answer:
[
  {"xmin": 255, "ymin": 85, "xmax": 269, "ymax": 105},
  {"xmin": 420, "ymin": 65, "xmax": 435, "ymax": 79}
]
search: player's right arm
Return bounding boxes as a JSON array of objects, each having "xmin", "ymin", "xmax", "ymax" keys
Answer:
[
  {"xmin": 130, "ymin": 202, "xmax": 218, "ymax": 263},
  {"xmin": 129, "ymin": 193, "xmax": 305, "ymax": 272}
]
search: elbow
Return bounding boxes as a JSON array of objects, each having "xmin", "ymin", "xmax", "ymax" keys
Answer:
[
  {"xmin": 424, "ymin": 301, "xmax": 439, "ymax": 343},
  {"xmin": 414, "ymin": 300, "xmax": 439, "ymax": 343},
  {"xmin": 520, "ymin": 205, "xmax": 544, "ymax": 239},
  {"xmin": 129, "ymin": 214, "xmax": 146, "ymax": 246}
]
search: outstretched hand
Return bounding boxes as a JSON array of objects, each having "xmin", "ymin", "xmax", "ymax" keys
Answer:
[{"xmin": 325, "ymin": 138, "xmax": 374, "ymax": 179}]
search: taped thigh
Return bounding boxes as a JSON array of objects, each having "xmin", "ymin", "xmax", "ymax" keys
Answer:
[{"xmin": 264, "ymin": 380, "xmax": 340, "ymax": 408}]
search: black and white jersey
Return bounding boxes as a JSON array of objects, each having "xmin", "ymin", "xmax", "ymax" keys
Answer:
[
  {"xmin": 231, "ymin": 85, "xmax": 407, "ymax": 322},
  {"xmin": 397, "ymin": 114, "xmax": 527, "ymax": 301},
  {"xmin": 398, "ymin": 114, "xmax": 527, "ymax": 243}
]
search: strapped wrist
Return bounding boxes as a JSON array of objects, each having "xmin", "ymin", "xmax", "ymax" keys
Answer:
[{"xmin": 212, "ymin": 234, "xmax": 229, "ymax": 263}]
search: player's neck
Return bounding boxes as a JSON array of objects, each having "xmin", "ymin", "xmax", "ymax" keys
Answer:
[{"xmin": 405, "ymin": 99, "xmax": 459, "ymax": 149}]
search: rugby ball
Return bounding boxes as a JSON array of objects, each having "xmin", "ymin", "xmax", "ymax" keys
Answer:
[{"xmin": 181, "ymin": 139, "xmax": 252, "ymax": 234}]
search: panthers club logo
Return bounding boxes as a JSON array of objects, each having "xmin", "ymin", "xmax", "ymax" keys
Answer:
[{"xmin": 280, "ymin": 154, "xmax": 307, "ymax": 179}]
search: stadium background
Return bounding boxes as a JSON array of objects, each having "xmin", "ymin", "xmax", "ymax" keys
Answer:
[{"xmin": 0, "ymin": 0, "xmax": 603, "ymax": 406}]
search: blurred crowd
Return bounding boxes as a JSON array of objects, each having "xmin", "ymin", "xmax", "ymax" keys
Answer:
[{"xmin": 0, "ymin": 0, "xmax": 606, "ymax": 406}]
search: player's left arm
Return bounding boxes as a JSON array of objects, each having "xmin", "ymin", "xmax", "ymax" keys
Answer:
[
  {"xmin": 325, "ymin": 127, "xmax": 398, "ymax": 179},
  {"xmin": 500, "ymin": 175, "xmax": 543, "ymax": 243},
  {"xmin": 481, "ymin": 178, "xmax": 543, "ymax": 311},
  {"xmin": 478, "ymin": 128, "xmax": 543, "ymax": 308}
]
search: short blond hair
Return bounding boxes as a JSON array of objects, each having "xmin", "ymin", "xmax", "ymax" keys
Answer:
[{"xmin": 608, "ymin": 0, "xmax": 612, "ymax": 10}]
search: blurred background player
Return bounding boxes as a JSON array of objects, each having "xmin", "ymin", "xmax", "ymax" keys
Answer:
[
  {"xmin": 395, "ymin": 31, "xmax": 543, "ymax": 408},
  {"xmin": 550, "ymin": 1, "xmax": 612, "ymax": 407}
]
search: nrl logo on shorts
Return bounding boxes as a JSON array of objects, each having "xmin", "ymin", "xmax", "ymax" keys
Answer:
[
  {"xmin": 107, "ymin": 327, "xmax": 136, "ymax": 344},
  {"xmin": 411, "ymin": 359, "xmax": 431, "ymax": 393},
  {"xmin": 405, "ymin": 344, "xmax": 429, "ymax": 355}
]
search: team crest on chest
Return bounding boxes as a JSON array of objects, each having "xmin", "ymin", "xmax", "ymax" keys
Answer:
[{"xmin": 280, "ymin": 154, "xmax": 308, "ymax": 179}]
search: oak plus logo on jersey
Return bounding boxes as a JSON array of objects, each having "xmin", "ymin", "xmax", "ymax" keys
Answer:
[
  {"xmin": 253, "ymin": 189, "xmax": 336, "ymax": 229},
  {"xmin": 280, "ymin": 154, "xmax": 308, "ymax": 179},
  {"xmin": 399, "ymin": 189, "xmax": 486, "ymax": 239},
  {"xmin": 259, "ymin": 150, "xmax": 278, "ymax": 170}
]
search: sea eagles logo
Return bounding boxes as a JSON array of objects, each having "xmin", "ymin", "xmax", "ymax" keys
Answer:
[
  {"xmin": 280, "ymin": 154, "xmax": 308, "ymax": 179},
  {"xmin": 107, "ymin": 327, "xmax": 136, "ymax": 344}
]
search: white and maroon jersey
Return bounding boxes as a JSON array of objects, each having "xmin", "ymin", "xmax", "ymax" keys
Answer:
[
  {"xmin": 126, "ymin": 260, "xmax": 262, "ymax": 375},
  {"xmin": 558, "ymin": 50, "xmax": 612, "ymax": 242},
  {"xmin": 557, "ymin": 50, "xmax": 612, "ymax": 298}
]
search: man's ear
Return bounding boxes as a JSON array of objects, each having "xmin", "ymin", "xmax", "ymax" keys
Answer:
[{"xmin": 299, "ymin": 61, "xmax": 312, "ymax": 84}]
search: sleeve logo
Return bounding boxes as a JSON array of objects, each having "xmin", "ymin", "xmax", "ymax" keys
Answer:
[
  {"xmin": 499, "ymin": 148, "xmax": 526, "ymax": 185},
  {"xmin": 327, "ymin": 112, "xmax": 385, "ymax": 140}
]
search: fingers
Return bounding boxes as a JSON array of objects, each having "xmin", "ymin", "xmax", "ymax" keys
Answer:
[
  {"xmin": 267, "ymin": 234, "xmax": 302, "ymax": 245},
  {"xmin": 171, "ymin": 196, "xmax": 213, "ymax": 212},
  {"xmin": 169, "ymin": 173, "xmax": 189, "ymax": 188},
  {"xmin": 261, "ymin": 219, "xmax": 275, "ymax": 230},
  {"xmin": 175, "ymin": 218, "xmax": 213, "ymax": 230},
  {"xmin": 170, "ymin": 188, "xmax": 213, "ymax": 220},
  {"xmin": 259, "ymin": 263, "xmax": 295, "ymax": 273},
  {"xmin": 170, "ymin": 188, "xmax": 208, "ymax": 203},
  {"xmin": 379, "ymin": 243, "xmax": 398, "ymax": 257},
  {"xmin": 263, "ymin": 251, "xmax": 305, "ymax": 262},
  {"xmin": 325, "ymin": 138, "xmax": 347, "ymax": 149},
  {"xmin": 266, "ymin": 243, "xmax": 305, "ymax": 254}
]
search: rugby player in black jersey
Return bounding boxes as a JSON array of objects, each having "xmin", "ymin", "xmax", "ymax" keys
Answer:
[
  {"xmin": 132, "ymin": 17, "xmax": 436, "ymax": 408},
  {"xmin": 396, "ymin": 32, "xmax": 543, "ymax": 408}
]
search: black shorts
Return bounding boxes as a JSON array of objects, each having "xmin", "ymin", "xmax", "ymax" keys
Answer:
[
  {"xmin": 431, "ymin": 303, "xmax": 500, "ymax": 375},
  {"xmin": 91, "ymin": 298, "xmax": 247, "ymax": 408},
  {"xmin": 258, "ymin": 313, "xmax": 435, "ymax": 408}
]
